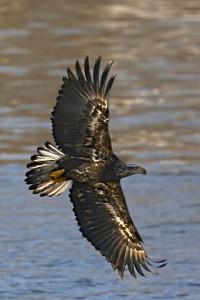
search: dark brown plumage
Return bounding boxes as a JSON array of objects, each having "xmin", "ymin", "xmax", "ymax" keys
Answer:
[{"xmin": 25, "ymin": 56, "xmax": 166, "ymax": 278}]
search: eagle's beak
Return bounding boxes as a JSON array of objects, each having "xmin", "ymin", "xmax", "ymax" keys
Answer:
[
  {"xmin": 137, "ymin": 166, "xmax": 147, "ymax": 175},
  {"xmin": 126, "ymin": 164, "xmax": 147, "ymax": 176}
]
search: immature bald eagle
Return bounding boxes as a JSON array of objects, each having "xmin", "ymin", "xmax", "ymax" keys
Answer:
[{"xmin": 25, "ymin": 57, "xmax": 166, "ymax": 278}]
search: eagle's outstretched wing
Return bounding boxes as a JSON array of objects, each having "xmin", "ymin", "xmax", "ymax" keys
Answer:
[
  {"xmin": 70, "ymin": 181, "xmax": 166, "ymax": 278},
  {"xmin": 51, "ymin": 56, "xmax": 115, "ymax": 159}
]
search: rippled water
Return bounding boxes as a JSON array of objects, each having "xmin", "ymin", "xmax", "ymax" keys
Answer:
[{"xmin": 0, "ymin": 1, "xmax": 200, "ymax": 299}]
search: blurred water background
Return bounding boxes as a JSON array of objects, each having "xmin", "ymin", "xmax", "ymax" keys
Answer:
[{"xmin": 0, "ymin": 1, "xmax": 200, "ymax": 299}]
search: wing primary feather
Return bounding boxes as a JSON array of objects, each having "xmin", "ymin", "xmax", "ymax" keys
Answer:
[
  {"xmin": 158, "ymin": 262, "xmax": 167, "ymax": 268},
  {"xmin": 122, "ymin": 247, "xmax": 130, "ymax": 272},
  {"xmin": 93, "ymin": 56, "xmax": 101, "ymax": 93},
  {"xmin": 115, "ymin": 246, "xmax": 129, "ymax": 278},
  {"xmin": 134, "ymin": 260, "xmax": 145, "ymax": 277},
  {"xmin": 117, "ymin": 269, "xmax": 123, "ymax": 279},
  {"xmin": 115, "ymin": 244, "xmax": 126, "ymax": 266},
  {"xmin": 104, "ymin": 74, "xmax": 116, "ymax": 98},
  {"xmin": 99, "ymin": 60, "xmax": 114, "ymax": 96},
  {"xmin": 147, "ymin": 258, "xmax": 167, "ymax": 268},
  {"xmin": 84, "ymin": 56, "xmax": 93, "ymax": 87},
  {"xmin": 140, "ymin": 260, "xmax": 154, "ymax": 273},
  {"xmin": 115, "ymin": 244, "xmax": 127, "ymax": 277},
  {"xmin": 127, "ymin": 250, "xmax": 137, "ymax": 278},
  {"xmin": 127, "ymin": 262, "xmax": 137, "ymax": 278},
  {"xmin": 75, "ymin": 60, "xmax": 86, "ymax": 86},
  {"xmin": 67, "ymin": 68, "xmax": 77, "ymax": 80},
  {"xmin": 148, "ymin": 258, "xmax": 167, "ymax": 264}
]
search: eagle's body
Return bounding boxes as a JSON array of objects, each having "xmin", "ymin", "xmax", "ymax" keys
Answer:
[{"xmin": 25, "ymin": 57, "xmax": 166, "ymax": 278}]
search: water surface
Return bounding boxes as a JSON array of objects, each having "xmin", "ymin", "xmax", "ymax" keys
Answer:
[{"xmin": 0, "ymin": 1, "xmax": 200, "ymax": 299}]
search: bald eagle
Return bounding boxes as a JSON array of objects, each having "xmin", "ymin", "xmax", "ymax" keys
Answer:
[{"xmin": 25, "ymin": 56, "xmax": 166, "ymax": 278}]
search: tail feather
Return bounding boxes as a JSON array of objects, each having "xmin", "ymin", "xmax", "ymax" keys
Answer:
[{"xmin": 25, "ymin": 142, "xmax": 71, "ymax": 197}]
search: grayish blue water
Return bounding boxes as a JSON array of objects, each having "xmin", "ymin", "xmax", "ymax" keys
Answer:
[{"xmin": 0, "ymin": 1, "xmax": 200, "ymax": 299}]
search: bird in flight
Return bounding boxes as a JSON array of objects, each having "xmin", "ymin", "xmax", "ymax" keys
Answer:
[{"xmin": 25, "ymin": 56, "xmax": 166, "ymax": 278}]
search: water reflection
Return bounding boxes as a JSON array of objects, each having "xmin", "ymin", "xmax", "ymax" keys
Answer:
[{"xmin": 0, "ymin": 1, "xmax": 200, "ymax": 299}]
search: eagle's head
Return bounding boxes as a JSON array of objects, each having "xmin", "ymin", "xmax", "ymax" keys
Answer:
[{"xmin": 117, "ymin": 163, "xmax": 147, "ymax": 179}]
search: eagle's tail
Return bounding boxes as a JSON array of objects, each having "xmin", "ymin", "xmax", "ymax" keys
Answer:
[{"xmin": 25, "ymin": 142, "xmax": 71, "ymax": 197}]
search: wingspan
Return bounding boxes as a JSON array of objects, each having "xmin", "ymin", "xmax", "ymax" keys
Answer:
[
  {"xmin": 70, "ymin": 181, "xmax": 166, "ymax": 278},
  {"xmin": 51, "ymin": 56, "xmax": 115, "ymax": 159}
]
